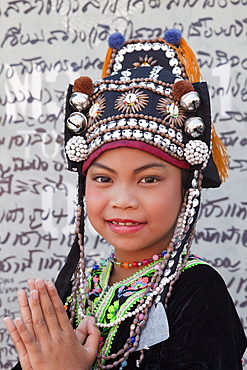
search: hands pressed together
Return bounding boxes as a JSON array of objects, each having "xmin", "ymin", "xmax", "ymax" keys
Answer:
[{"xmin": 4, "ymin": 279, "xmax": 100, "ymax": 370}]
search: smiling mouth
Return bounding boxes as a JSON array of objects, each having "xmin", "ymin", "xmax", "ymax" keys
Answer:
[{"xmin": 110, "ymin": 221, "xmax": 141, "ymax": 226}]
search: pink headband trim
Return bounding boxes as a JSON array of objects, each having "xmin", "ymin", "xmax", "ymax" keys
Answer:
[{"xmin": 82, "ymin": 140, "xmax": 190, "ymax": 174}]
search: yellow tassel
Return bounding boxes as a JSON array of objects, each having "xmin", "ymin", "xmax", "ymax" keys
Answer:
[
  {"xmin": 102, "ymin": 47, "xmax": 113, "ymax": 78},
  {"xmin": 211, "ymin": 123, "xmax": 229, "ymax": 182},
  {"xmin": 160, "ymin": 37, "xmax": 202, "ymax": 83}
]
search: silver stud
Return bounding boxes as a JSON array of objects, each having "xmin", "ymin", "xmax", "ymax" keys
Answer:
[
  {"xmin": 149, "ymin": 121, "xmax": 158, "ymax": 130},
  {"xmin": 180, "ymin": 91, "xmax": 200, "ymax": 112},
  {"xmin": 66, "ymin": 112, "xmax": 87, "ymax": 134},
  {"xmin": 154, "ymin": 134, "xmax": 162, "ymax": 143},
  {"xmin": 152, "ymin": 42, "xmax": 161, "ymax": 51},
  {"xmin": 143, "ymin": 43, "xmax": 152, "ymax": 51},
  {"xmin": 172, "ymin": 66, "xmax": 182, "ymax": 75},
  {"xmin": 164, "ymin": 268, "xmax": 171, "ymax": 276},
  {"xmin": 144, "ymin": 132, "xmax": 153, "ymax": 140},
  {"xmin": 69, "ymin": 92, "xmax": 91, "ymax": 112},
  {"xmin": 139, "ymin": 119, "xmax": 149, "ymax": 128},
  {"xmin": 184, "ymin": 117, "xmax": 205, "ymax": 138},
  {"xmin": 122, "ymin": 129, "xmax": 132, "ymax": 138}
]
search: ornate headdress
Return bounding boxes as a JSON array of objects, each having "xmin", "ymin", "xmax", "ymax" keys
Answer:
[{"xmin": 56, "ymin": 29, "xmax": 228, "ymax": 368}]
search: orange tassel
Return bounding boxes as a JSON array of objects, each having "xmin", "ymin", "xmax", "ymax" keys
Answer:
[
  {"xmin": 159, "ymin": 37, "xmax": 201, "ymax": 83},
  {"xmin": 211, "ymin": 123, "xmax": 229, "ymax": 182},
  {"xmin": 102, "ymin": 47, "xmax": 113, "ymax": 78}
]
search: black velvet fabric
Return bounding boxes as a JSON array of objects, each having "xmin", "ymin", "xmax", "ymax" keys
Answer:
[
  {"xmin": 12, "ymin": 265, "xmax": 246, "ymax": 370},
  {"xmin": 116, "ymin": 265, "xmax": 247, "ymax": 369}
]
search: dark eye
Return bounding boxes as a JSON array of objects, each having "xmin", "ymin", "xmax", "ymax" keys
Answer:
[
  {"xmin": 94, "ymin": 176, "xmax": 112, "ymax": 183},
  {"xmin": 140, "ymin": 176, "xmax": 158, "ymax": 183}
]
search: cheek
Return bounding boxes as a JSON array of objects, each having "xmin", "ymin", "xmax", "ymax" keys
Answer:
[
  {"xmin": 156, "ymin": 184, "xmax": 182, "ymax": 222},
  {"xmin": 85, "ymin": 183, "xmax": 108, "ymax": 222},
  {"xmin": 86, "ymin": 187, "xmax": 99, "ymax": 213}
]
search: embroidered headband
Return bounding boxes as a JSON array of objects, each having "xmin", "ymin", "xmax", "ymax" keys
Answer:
[{"xmin": 64, "ymin": 29, "xmax": 228, "ymax": 188}]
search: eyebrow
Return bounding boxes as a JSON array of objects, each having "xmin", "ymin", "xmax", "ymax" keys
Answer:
[
  {"xmin": 134, "ymin": 163, "xmax": 166, "ymax": 174},
  {"xmin": 90, "ymin": 163, "xmax": 117, "ymax": 174},
  {"xmin": 90, "ymin": 162, "xmax": 166, "ymax": 174}
]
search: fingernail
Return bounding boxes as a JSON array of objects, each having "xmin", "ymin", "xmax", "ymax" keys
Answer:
[
  {"xmin": 36, "ymin": 279, "xmax": 44, "ymax": 288},
  {"xmin": 15, "ymin": 317, "xmax": 23, "ymax": 326},
  {"xmin": 46, "ymin": 281, "xmax": 55, "ymax": 290},
  {"xmin": 31, "ymin": 289, "xmax": 38, "ymax": 299}
]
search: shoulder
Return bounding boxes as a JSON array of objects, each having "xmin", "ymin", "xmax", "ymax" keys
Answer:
[
  {"xmin": 179, "ymin": 256, "xmax": 228, "ymax": 293},
  {"xmin": 166, "ymin": 261, "xmax": 234, "ymax": 321}
]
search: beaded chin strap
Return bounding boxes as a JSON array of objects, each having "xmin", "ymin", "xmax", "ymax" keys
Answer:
[{"xmin": 69, "ymin": 168, "xmax": 202, "ymax": 369}]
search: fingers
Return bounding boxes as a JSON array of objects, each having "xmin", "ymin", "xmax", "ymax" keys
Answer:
[
  {"xmin": 28, "ymin": 278, "xmax": 36, "ymax": 291},
  {"xmin": 76, "ymin": 316, "xmax": 100, "ymax": 353},
  {"xmin": 3, "ymin": 317, "xmax": 33, "ymax": 370},
  {"xmin": 30, "ymin": 280, "xmax": 61, "ymax": 340},
  {"xmin": 18, "ymin": 289, "xmax": 35, "ymax": 338},
  {"xmin": 46, "ymin": 281, "xmax": 72, "ymax": 331},
  {"xmin": 28, "ymin": 286, "xmax": 51, "ymax": 340},
  {"xmin": 34, "ymin": 280, "xmax": 71, "ymax": 334}
]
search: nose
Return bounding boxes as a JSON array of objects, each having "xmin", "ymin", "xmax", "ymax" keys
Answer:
[{"xmin": 110, "ymin": 183, "xmax": 139, "ymax": 210}]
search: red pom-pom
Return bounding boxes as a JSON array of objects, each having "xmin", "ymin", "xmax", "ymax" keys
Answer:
[
  {"xmin": 73, "ymin": 76, "xmax": 94, "ymax": 96},
  {"xmin": 172, "ymin": 80, "xmax": 194, "ymax": 101}
]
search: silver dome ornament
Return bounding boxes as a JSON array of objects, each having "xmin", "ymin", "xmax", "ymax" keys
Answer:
[
  {"xmin": 184, "ymin": 117, "xmax": 205, "ymax": 138},
  {"xmin": 69, "ymin": 92, "xmax": 91, "ymax": 111},
  {"xmin": 66, "ymin": 112, "xmax": 87, "ymax": 134},
  {"xmin": 180, "ymin": 91, "xmax": 200, "ymax": 112},
  {"xmin": 65, "ymin": 136, "xmax": 88, "ymax": 162},
  {"xmin": 184, "ymin": 140, "xmax": 209, "ymax": 166}
]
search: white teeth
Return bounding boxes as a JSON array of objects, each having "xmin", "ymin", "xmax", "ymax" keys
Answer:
[{"xmin": 111, "ymin": 221, "xmax": 139, "ymax": 226}]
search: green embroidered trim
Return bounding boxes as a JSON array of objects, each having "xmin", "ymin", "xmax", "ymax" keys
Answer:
[
  {"xmin": 92, "ymin": 260, "xmax": 160, "ymax": 358},
  {"xmin": 182, "ymin": 254, "xmax": 209, "ymax": 272}
]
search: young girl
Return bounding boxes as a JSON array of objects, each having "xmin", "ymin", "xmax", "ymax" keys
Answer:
[{"xmin": 5, "ymin": 29, "xmax": 247, "ymax": 369}]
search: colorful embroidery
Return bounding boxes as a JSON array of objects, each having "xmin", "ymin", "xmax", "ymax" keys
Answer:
[
  {"xmin": 115, "ymin": 88, "xmax": 149, "ymax": 114},
  {"xmin": 88, "ymin": 94, "xmax": 106, "ymax": 124},
  {"xmin": 89, "ymin": 275, "xmax": 102, "ymax": 297},
  {"xmin": 68, "ymin": 254, "xmax": 211, "ymax": 369},
  {"xmin": 156, "ymin": 97, "xmax": 186, "ymax": 127},
  {"xmin": 107, "ymin": 300, "xmax": 120, "ymax": 320}
]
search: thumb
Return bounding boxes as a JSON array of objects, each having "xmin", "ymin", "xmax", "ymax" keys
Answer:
[{"xmin": 75, "ymin": 316, "xmax": 100, "ymax": 347}]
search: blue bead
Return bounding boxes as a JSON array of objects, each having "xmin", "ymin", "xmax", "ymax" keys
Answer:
[
  {"xmin": 92, "ymin": 264, "xmax": 99, "ymax": 270},
  {"xmin": 131, "ymin": 336, "xmax": 135, "ymax": 343},
  {"xmin": 121, "ymin": 360, "xmax": 128, "ymax": 367}
]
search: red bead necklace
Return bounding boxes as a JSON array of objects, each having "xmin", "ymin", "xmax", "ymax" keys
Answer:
[{"xmin": 109, "ymin": 250, "xmax": 167, "ymax": 269}]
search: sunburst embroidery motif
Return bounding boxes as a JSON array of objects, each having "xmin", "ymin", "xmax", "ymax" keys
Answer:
[
  {"xmin": 88, "ymin": 94, "xmax": 106, "ymax": 124},
  {"xmin": 115, "ymin": 89, "xmax": 148, "ymax": 114},
  {"xmin": 133, "ymin": 55, "xmax": 158, "ymax": 67},
  {"xmin": 156, "ymin": 97, "xmax": 186, "ymax": 127}
]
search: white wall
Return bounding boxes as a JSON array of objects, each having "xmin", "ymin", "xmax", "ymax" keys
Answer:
[{"xmin": 0, "ymin": 1, "xmax": 246, "ymax": 367}]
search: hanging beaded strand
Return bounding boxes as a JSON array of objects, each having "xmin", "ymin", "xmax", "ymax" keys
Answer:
[
  {"xmin": 70, "ymin": 202, "xmax": 92, "ymax": 323},
  {"xmin": 164, "ymin": 170, "xmax": 202, "ymax": 308}
]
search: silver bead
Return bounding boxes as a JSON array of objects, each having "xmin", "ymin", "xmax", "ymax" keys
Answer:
[
  {"xmin": 180, "ymin": 91, "xmax": 200, "ymax": 112},
  {"xmin": 66, "ymin": 112, "xmax": 87, "ymax": 134},
  {"xmin": 69, "ymin": 92, "xmax": 91, "ymax": 111},
  {"xmin": 184, "ymin": 117, "xmax": 205, "ymax": 138}
]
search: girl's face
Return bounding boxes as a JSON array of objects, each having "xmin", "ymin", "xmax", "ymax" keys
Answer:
[{"xmin": 86, "ymin": 148, "xmax": 183, "ymax": 260}]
